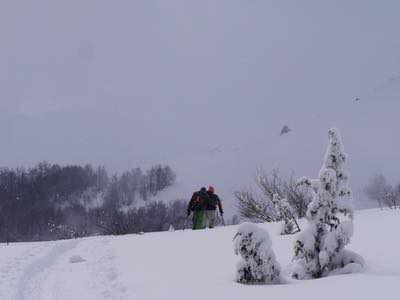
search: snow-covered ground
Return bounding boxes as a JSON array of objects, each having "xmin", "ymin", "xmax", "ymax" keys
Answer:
[{"xmin": 1, "ymin": 209, "xmax": 399, "ymax": 300}]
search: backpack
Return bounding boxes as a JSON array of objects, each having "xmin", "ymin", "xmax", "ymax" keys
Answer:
[
  {"xmin": 206, "ymin": 192, "xmax": 219, "ymax": 210},
  {"xmin": 190, "ymin": 192, "xmax": 204, "ymax": 211}
]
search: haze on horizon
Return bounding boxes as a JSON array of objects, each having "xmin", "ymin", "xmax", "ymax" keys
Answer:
[{"xmin": 1, "ymin": 1, "xmax": 399, "ymax": 210}]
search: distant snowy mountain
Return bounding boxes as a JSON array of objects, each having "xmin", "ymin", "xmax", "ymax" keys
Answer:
[{"xmin": 1, "ymin": 1, "xmax": 400, "ymax": 214}]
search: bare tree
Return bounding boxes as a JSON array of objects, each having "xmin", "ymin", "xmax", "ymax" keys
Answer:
[
  {"xmin": 235, "ymin": 169, "xmax": 311, "ymax": 228},
  {"xmin": 235, "ymin": 190, "xmax": 276, "ymax": 223},
  {"xmin": 257, "ymin": 169, "xmax": 311, "ymax": 218},
  {"xmin": 364, "ymin": 174, "xmax": 399, "ymax": 209}
]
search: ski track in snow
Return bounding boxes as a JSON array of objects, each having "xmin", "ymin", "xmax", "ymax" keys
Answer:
[
  {"xmin": 9, "ymin": 237, "xmax": 128, "ymax": 300},
  {"xmin": 14, "ymin": 239, "xmax": 80, "ymax": 300},
  {"xmin": 62, "ymin": 237, "xmax": 128, "ymax": 300},
  {"xmin": 0, "ymin": 243, "xmax": 48, "ymax": 300}
]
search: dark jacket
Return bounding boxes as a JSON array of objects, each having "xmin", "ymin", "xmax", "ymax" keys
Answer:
[
  {"xmin": 206, "ymin": 191, "xmax": 223, "ymax": 214},
  {"xmin": 187, "ymin": 189, "xmax": 209, "ymax": 215}
]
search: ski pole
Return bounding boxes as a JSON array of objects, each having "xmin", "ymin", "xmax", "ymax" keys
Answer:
[
  {"xmin": 220, "ymin": 213, "xmax": 226, "ymax": 226},
  {"xmin": 183, "ymin": 215, "xmax": 190, "ymax": 230}
]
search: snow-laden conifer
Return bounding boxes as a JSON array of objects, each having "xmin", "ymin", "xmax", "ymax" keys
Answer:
[
  {"xmin": 292, "ymin": 128, "xmax": 364, "ymax": 279},
  {"xmin": 234, "ymin": 223, "xmax": 281, "ymax": 284},
  {"xmin": 271, "ymin": 194, "xmax": 300, "ymax": 235}
]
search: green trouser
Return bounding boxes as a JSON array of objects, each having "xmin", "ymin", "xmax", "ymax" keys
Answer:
[{"xmin": 192, "ymin": 210, "xmax": 205, "ymax": 230}]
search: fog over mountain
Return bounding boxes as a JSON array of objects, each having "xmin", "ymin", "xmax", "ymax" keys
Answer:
[{"xmin": 1, "ymin": 1, "xmax": 400, "ymax": 213}]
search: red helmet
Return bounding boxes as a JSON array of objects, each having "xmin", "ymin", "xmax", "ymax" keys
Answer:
[{"xmin": 208, "ymin": 186, "xmax": 215, "ymax": 193}]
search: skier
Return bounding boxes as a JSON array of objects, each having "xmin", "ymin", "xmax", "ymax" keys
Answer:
[
  {"xmin": 205, "ymin": 186, "xmax": 224, "ymax": 228},
  {"xmin": 187, "ymin": 187, "xmax": 209, "ymax": 230}
]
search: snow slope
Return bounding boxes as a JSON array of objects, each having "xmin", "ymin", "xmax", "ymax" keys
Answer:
[{"xmin": 1, "ymin": 209, "xmax": 399, "ymax": 300}]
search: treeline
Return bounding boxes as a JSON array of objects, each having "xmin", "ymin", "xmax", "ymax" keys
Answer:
[{"xmin": 0, "ymin": 162, "xmax": 180, "ymax": 243}]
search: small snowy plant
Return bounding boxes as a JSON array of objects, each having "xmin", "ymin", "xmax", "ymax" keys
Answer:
[
  {"xmin": 292, "ymin": 128, "xmax": 364, "ymax": 279},
  {"xmin": 233, "ymin": 223, "xmax": 281, "ymax": 284},
  {"xmin": 271, "ymin": 194, "xmax": 300, "ymax": 235}
]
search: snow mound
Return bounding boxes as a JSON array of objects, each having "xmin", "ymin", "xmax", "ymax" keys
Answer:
[{"xmin": 69, "ymin": 255, "xmax": 86, "ymax": 264}]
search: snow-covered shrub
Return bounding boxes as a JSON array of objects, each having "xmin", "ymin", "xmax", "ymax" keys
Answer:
[
  {"xmin": 234, "ymin": 190, "xmax": 275, "ymax": 223},
  {"xmin": 292, "ymin": 128, "xmax": 364, "ymax": 279},
  {"xmin": 233, "ymin": 223, "xmax": 281, "ymax": 284},
  {"xmin": 271, "ymin": 194, "xmax": 300, "ymax": 235},
  {"xmin": 364, "ymin": 174, "xmax": 400, "ymax": 209},
  {"xmin": 235, "ymin": 169, "xmax": 311, "ymax": 224}
]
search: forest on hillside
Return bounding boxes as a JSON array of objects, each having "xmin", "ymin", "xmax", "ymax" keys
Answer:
[{"xmin": 0, "ymin": 162, "xmax": 182, "ymax": 242}]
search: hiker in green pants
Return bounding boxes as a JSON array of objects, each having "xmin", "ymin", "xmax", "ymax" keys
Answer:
[
  {"xmin": 192, "ymin": 210, "xmax": 204, "ymax": 230},
  {"xmin": 187, "ymin": 187, "xmax": 209, "ymax": 230}
]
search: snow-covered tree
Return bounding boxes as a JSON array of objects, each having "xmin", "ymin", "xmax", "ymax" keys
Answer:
[
  {"xmin": 292, "ymin": 128, "xmax": 364, "ymax": 279},
  {"xmin": 233, "ymin": 223, "xmax": 281, "ymax": 284},
  {"xmin": 235, "ymin": 169, "xmax": 311, "ymax": 224},
  {"xmin": 271, "ymin": 194, "xmax": 300, "ymax": 235},
  {"xmin": 364, "ymin": 174, "xmax": 399, "ymax": 209},
  {"xmin": 235, "ymin": 190, "xmax": 276, "ymax": 223}
]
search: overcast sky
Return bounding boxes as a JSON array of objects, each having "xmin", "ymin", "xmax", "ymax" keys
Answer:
[{"xmin": 1, "ymin": 1, "xmax": 399, "ymax": 208}]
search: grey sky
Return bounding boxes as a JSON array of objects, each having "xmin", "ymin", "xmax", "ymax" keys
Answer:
[{"xmin": 1, "ymin": 1, "xmax": 400, "ymax": 210}]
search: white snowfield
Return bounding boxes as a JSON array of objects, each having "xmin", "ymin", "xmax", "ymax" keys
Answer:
[{"xmin": 1, "ymin": 209, "xmax": 399, "ymax": 300}]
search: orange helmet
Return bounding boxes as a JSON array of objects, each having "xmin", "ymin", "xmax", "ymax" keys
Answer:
[{"xmin": 208, "ymin": 186, "xmax": 215, "ymax": 193}]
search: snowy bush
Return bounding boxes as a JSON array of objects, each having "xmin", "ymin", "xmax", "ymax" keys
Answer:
[
  {"xmin": 271, "ymin": 194, "xmax": 300, "ymax": 235},
  {"xmin": 234, "ymin": 190, "xmax": 275, "ymax": 223},
  {"xmin": 364, "ymin": 174, "xmax": 400, "ymax": 209},
  {"xmin": 233, "ymin": 223, "xmax": 281, "ymax": 284},
  {"xmin": 235, "ymin": 169, "xmax": 311, "ymax": 224},
  {"xmin": 292, "ymin": 128, "xmax": 364, "ymax": 279}
]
